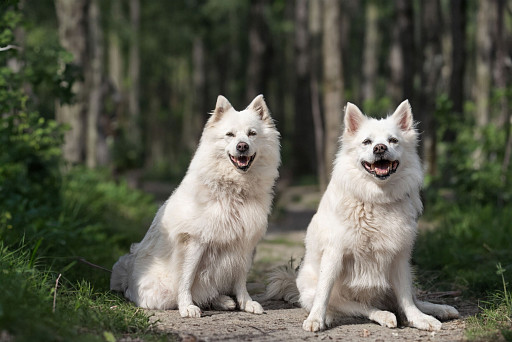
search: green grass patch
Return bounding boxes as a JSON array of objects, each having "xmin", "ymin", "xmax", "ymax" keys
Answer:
[
  {"xmin": 0, "ymin": 244, "xmax": 176, "ymax": 342},
  {"xmin": 466, "ymin": 264, "xmax": 512, "ymax": 341}
]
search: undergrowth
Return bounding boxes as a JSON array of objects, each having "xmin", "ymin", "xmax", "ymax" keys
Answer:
[
  {"xmin": 413, "ymin": 95, "xmax": 512, "ymax": 341},
  {"xmin": 0, "ymin": 5, "xmax": 165, "ymax": 339},
  {"xmin": 0, "ymin": 244, "xmax": 178, "ymax": 342}
]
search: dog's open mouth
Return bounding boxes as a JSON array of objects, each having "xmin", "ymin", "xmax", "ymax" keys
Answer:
[
  {"xmin": 362, "ymin": 159, "xmax": 399, "ymax": 179},
  {"xmin": 229, "ymin": 153, "xmax": 256, "ymax": 171}
]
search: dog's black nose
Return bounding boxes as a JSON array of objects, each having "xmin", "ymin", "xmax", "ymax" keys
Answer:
[
  {"xmin": 373, "ymin": 144, "xmax": 387, "ymax": 154},
  {"xmin": 237, "ymin": 142, "xmax": 249, "ymax": 152}
]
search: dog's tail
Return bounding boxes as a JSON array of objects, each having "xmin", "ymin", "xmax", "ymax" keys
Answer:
[
  {"xmin": 263, "ymin": 265, "xmax": 300, "ymax": 304},
  {"xmin": 110, "ymin": 253, "xmax": 133, "ymax": 292}
]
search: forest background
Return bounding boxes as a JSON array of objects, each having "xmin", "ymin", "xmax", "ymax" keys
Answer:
[{"xmin": 1, "ymin": 0, "xmax": 511, "ymax": 341}]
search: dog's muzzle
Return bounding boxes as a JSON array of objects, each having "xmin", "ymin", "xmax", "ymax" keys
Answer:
[
  {"xmin": 229, "ymin": 152, "xmax": 256, "ymax": 172},
  {"xmin": 362, "ymin": 159, "xmax": 399, "ymax": 180}
]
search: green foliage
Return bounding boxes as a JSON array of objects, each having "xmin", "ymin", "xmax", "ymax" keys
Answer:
[
  {"xmin": 0, "ymin": 4, "xmax": 160, "ymax": 340},
  {"xmin": 415, "ymin": 92, "xmax": 512, "ymax": 294},
  {"xmin": 23, "ymin": 28, "xmax": 79, "ymax": 113},
  {"xmin": 0, "ymin": 110, "xmax": 64, "ymax": 245},
  {"xmin": 0, "ymin": 5, "xmax": 66, "ymax": 252},
  {"xmin": 58, "ymin": 167, "xmax": 156, "ymax": 285},
  {"xmin": 415, "ymin": 94, "xmax": 512, "ymax": 339}
]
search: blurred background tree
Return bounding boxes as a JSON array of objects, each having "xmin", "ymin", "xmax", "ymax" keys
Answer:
[{"xmin": 7, "ymin": 0, "xmax": 507, "ymax": 189}]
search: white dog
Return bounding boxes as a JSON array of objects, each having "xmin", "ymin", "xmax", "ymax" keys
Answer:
[
  {"xmin": 266, "ymin": 101, "xmax": 458, "ymax": 331},
  {"xmin": 111, "ymin": 95, "xmax": 280, "ymax": 317}
]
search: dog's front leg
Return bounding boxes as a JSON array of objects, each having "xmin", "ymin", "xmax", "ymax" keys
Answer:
[
  {"xmin": 303, "ymin": 250, "xmax": 341, "ymax": 332},
  {"xmin": 391, "ymin": 254, "xmax": 442, "ymax": 331},
  {"xmin": 178, "ymin": 239, "xmax": 205, "ymax": 318},
  {"xmin": 233, "ymin": 251, "xmax": 264, "ymax": 314}
]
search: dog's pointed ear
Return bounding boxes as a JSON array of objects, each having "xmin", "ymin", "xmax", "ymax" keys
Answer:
[
  {"xmin": 211, "ymin": 95, "xmax": 233, "ymax": 122},
  {"xmin": 391, "ymin": 100, "xmax": 414, "ymax": 131},
  {"xmin": 247, "ymin": 94, "xmax": 271, "ymax": 123},
  {"xmin": 344, "ymin": 102, "xmax": 366, "ymax": 134}
]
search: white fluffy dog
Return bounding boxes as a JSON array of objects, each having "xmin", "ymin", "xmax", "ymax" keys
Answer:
[
  {"xmin": 266, "ymin": 101, "xmax": 458, "ymax": 331},
  {"xmin": 111, "ymin": 95, "xmax": 280, "ymax": 317}
]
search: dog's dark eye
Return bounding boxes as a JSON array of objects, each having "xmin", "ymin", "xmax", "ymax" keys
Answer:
[
  {"xmin": 389, "ymin": 137, "xmax": 398, "ymax": 144},
  {"xmin": 226, "ymin": 132, "xmax": 235, "ymax": 137},
  {"xmin": 362, "ymin": 139, "xmax": 372, "ymax": 145},
  {"xmin": 248, "ymin": 130, "xmax": 257, "ymax": 137}
]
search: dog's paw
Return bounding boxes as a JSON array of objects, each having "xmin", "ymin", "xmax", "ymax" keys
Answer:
[
  {"xmin": 409, "ymin": 314, "xmax": 442, "ymax": 331},
  {"xmin": 325, "ymin": 313, "xmax": 335, "ymax": 328},
  {"xmin": 179, "ymin": 304, "xmax": 202, "ymax": 318},
  {"xmin": 433, "ymin": 305, "xmax": 459, "ymax": 321},
  {"xmin": 369, "ymin": 310, "xmax": 397, "ymax": 328},
  {"xmin": 212, "ymin": 295, "xmax": 236, "ymax": 311},
  {"xmin": 243, "ymin": 300, "xmax": 264, "ymax": 314},
  {"xmin": 303, "ymin": 316, "xmax": 325, "ymax": 332}
]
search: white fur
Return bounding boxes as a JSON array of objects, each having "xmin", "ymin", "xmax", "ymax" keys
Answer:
[
  {"xmin": 111, "ymin": 95, "xmax": 280, "ymax": 317},
  {"xmin": 266, "ymin": 100, "xmax": 458, "ymax": 332}
]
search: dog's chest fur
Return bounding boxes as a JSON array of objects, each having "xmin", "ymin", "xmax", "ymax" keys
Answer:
[
  {"xmin": 196, "ymin": 177, "xmax": 270, "ymax": 246},
  {"xmin": 337, "ymin": 196, "xmax": 417, "ymax": 291}
]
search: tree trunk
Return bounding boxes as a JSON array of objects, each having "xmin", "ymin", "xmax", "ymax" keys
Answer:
[
  {"xmin": 398, "ymin": 0, "xmax": 415, "ymax": 102},
  {"xmin": 389, "ymin": 0, "xmax": 415, "ymax": 104},
  {"xmin": 246, "ymin": 0, "xmax": 270, "ymax": 102},
  {"xmin": 184, "ymin": 36, "xmax": 206, "ymax": 151},
  {"xmin": 473, "ymin": 0, "xmax": 495, "ymax": 164},
  {"xmin": 361, "ymin": 0, "xmax": 379, "ymax": 102},
  {"xmin": 388, "ymin": 25, "xmax": 403, "ymax": 104},
  {"xmin": 493, "ymin": 0, "xmax": 508, "ymax": 127},
  {"xmin": 418, "ymin": 0, "xmax": 443, "ymax": 177},
  {"xmin": 54, "ymin": 0, "xmax": 88, "ymax": 164},
  {"xmin": 474, "ymin": 0, "xmax": 494, "ymax": 129},
  {"xmin": 495, "ymin": 0, "xmax": 511, "ymax": 184},
  {"xmin": 108, "ymin": 0, "xmax": 123, "ymax": 94},
  {"xmin": 446, "ymin": 0, "xmax": 467, "ymax": 143},
  {"xmin": 127, "ymin": 0, "xmax": 141, "ymax": 156},
  {"xmin": 322, "ymin": 0, "xmax": 344, "ymax": 177},
  {"xmin": 309, "ymin": 0, "xmax": 326, "ymax": 190},
  {"xmin": 85, "ymin": 0, "xmax": 103, "ymax": 168},
  {"xmin": 292, "ymin": 0, "xmax": 316, "ymax": 179}
]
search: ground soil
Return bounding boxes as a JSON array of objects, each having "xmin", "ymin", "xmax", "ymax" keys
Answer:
[{"xmin": 141, "ymin": 185, "xmax": 479, "ymax": 341}]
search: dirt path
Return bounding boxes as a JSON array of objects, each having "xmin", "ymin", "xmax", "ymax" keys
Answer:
[
  {"xmin": 148, "ymin": 299, "xmax": 471, "ymax": 342},
  {"xmin": 145, "ymin": 230, "xmax": 477, "ymax": 342}
]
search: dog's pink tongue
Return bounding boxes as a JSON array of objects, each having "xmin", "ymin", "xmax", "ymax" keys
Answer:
[
  {"xmin": 375, "ymin": 164, "xmax": 388, "ymax": 175},
  {"xmin": 238, "ymin": 156, "xmax": 248, "ymax": 166}
]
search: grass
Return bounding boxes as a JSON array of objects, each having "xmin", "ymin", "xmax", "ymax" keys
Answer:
[
  {"xmin": 0, "ymin": 242, "xmax": 179, "ymax": 342},
  {"xmin": 0, "ymin": 244, "xmax": 172, "ymax": 342},
  {"xmin": 466, "ymin": 264, "xmax": 512, "ymax": 341}
]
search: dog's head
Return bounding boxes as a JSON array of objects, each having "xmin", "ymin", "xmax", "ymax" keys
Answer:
[
  {"xmin": 340, "ymin": 100, "xmax": 419, "ymax": 183},
  {"xmin": 204, "ymin": 94, "xmax": 279, "ymax": 174}
]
